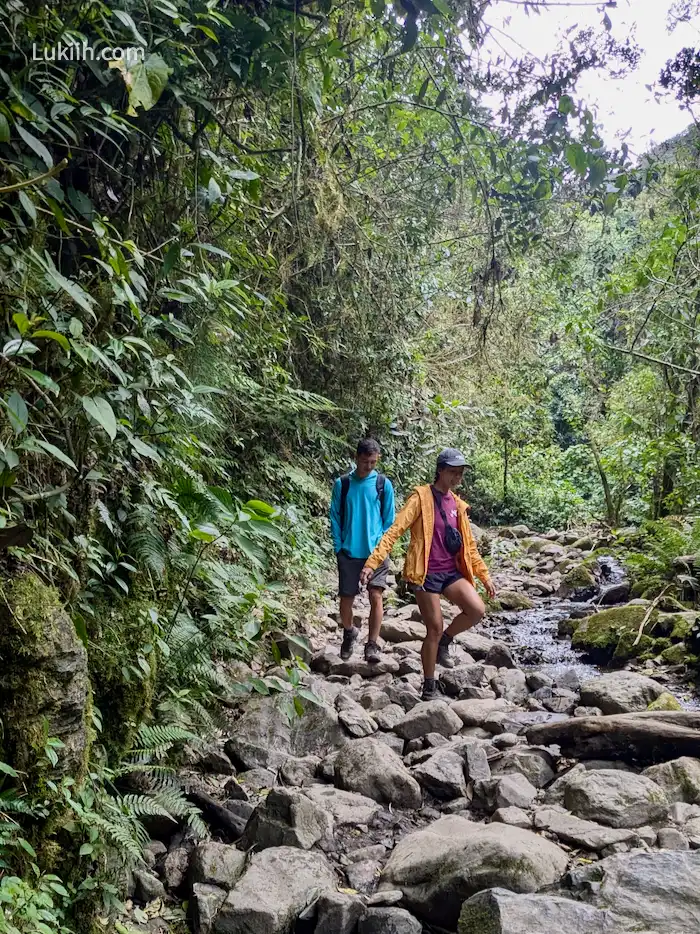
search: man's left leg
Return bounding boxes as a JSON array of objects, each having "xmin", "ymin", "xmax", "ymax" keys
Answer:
[{"xmin": 364, "ymin": 558, "xmax": 389, "ymax": 664}]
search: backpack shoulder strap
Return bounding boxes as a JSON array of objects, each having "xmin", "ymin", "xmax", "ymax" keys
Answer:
[
  {"xmin": 376, "ymin": 473, "xmax": 386, "ymax": 514},
  {"xmin": 339, "ymin": 473, "xmax": 351, "ymax": 530}
]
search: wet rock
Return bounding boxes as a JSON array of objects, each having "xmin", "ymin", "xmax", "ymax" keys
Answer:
[
  {"xmin": 657, "ymin": 827, "xmax": 689, "ymax": 850},
  {"xmin": 411, "ymin": 748, "xmax": 467, "ymax": 800},
  {"xmin": 311, "ymin": 645, "xmax": 400, "ymax": 679},
  {"xmin": 458, "ymin": 888, "xmax": 618, "ymax": 934},
  {"xmin": 394, "ymin": 700, "xmax": 463, "ymax": 740},
  {"xmin": 526, "ymin": 672, "xmax": 553, "ymax": 692},
  {"xmin": 358, "ymin": 907, "xmax": 422, "ymax": 933},
  {"xmin": 545, "ymin": 768, "xmax": 668, "ymax": 828},
  {"xmin": 224, "ymin": 695, "xmax": 347, "ymax": 770},
  {"xmin": 558, "ymin": 564, "xmax": 597, "ymax": 601},
  {"xmin": 191, "ymin": 842, "xmax": 246, "ymax": 888},
  {"xmin": 485, "ymin": 644, "xmax": 516, "ymax": 669},
  {"xmin": 336, "ymin": 693, "xmax": 378, "ymax": 738},
  {"xmin": 490, "ymin": 670, "xmax": 529, "ymax": 706},
  {"xmin": 215, "ymin": 846, "xmax": 336, "ymax": 933},
  {"xmin": 492, "ymin": 807, "xmax": 532, "ymax": 829},
  {"xmin": 496, "ymin": 591, "xmax": 535, "ymax": 611},
  {"xmin": 191, "ymin": 883, "xmax": 226, "ymax": 934},
  {"xmin": 379, "ymin": 816, "xmax": 567, "ymax": 930},
  {"xmin": 240, "ymin": 787, "xmax": 333, "ymax": 850},
  {"xmin": 573, "ymin": 607, "xmax": 660, "ymax": 664},
  {"xmin": 598, "ymin": 582, "xmax": 631, "ymax": 605},
  {"xmin": 490, "ymin": 746, "xmax": 555, "ymax": 789},
  {"xmin": 642, "ymin": 757, "xmax": 700, "ymax": 804},
  {"xmin": 579, "ymin": 671, "xmax": 664, "ymax": 714},
  {"xmin": 303, "ymin": 784, "xmax": 381, "ymax": 825},
  {"xmin": 567, "ymin": 850, "xmax": 700, "ymax": 931},
  {"xmin": 334, "ymin": 738, "xmax": 422, "ymax": 809},
  {"xmin": 533, "ymin": 806, "xmax": 639, "ymax": 851},
  {"xmin": 315, "ymin": 891, "xmax": 365, "ymax": 934}
]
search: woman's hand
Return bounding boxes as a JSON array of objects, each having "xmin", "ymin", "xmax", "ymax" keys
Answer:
[
  {"xmin": 359, "ymin": 566, "xmax": 373, "ymax": 588},
  {"xmin": 484, "ymin": 578, "xmax": 496, "ymax": 599}
]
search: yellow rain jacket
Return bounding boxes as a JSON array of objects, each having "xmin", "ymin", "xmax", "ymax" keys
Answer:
[{"xmin": 363, "ymin": 484, "xmax": 490, "ymax": 587}]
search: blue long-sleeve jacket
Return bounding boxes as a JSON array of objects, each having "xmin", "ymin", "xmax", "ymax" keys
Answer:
[{"xmin": 330, "ymin": 470, "xmax": 395, "ymax": 559}]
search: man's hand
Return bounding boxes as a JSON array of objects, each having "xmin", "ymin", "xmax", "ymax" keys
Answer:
[
  {"xmin": 359, "ymin": 566, "xmax": 373, "ymax": 588},
  {"xmin": 484, "ymin": 578, "xmax": 496, "ymax": 599}
]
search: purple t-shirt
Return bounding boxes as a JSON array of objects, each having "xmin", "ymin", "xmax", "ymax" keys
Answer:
[{"xmin": 428, "ymin": 489, "xmax": 459, "ymax": 574}]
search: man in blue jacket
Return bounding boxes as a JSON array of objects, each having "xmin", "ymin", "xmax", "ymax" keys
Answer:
[{"xmin": 330, "ymin": 438, "xmax": 396, "ymax": 663}]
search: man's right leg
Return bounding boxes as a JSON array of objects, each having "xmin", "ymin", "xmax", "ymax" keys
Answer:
[
  {"xmin": 338, "ymin": 552, "xmax": 360, "ymax": 659},
  {"xmin": 339, "ymin": 594, "xmax": 358, "ymax": 659}
]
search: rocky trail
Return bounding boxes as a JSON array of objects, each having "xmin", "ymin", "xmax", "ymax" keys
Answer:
[{"xmin": 126, "ymin": 525, "xmax": 700, "ymax": 934}]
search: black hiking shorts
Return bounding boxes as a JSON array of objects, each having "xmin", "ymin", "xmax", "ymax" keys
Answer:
[{"xmin": 337, "ymin": 551, "xmax": 390, "ymax": 597}]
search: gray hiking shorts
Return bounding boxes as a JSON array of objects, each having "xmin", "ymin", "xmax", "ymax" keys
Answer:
[{"xmin": 337, "ymin": 551, "xmax": 390, "ymax": 597}]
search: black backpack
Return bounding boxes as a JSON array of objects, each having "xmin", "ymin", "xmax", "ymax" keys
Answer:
[{"xmin": 339, "ymin": 472, "xmax": 386, "ymax": 530}]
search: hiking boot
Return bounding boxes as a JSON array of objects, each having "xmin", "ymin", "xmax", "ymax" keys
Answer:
[
  {"xmin": 421, "ymin": 678, "xmax": 447, "ymax": 702},
  {"xmin": 364, "ymin": 640, "xmax": 381, "ymax": 664},
  {"xmin": 340, "ymin": 626, "xmax": 359, "ymax": 660},
  {"xmin": 436, "ymin": 638, "xmax": 455, "ymax": 669}
]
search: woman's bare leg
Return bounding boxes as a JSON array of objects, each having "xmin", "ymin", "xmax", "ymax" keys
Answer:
[
  {"xmin": 415, "ymin": 590, "xmax": 443, "ymax": 680},
  {"xmin": 443, "ymin": 578, "xmax": 485, "ymax": 638}
]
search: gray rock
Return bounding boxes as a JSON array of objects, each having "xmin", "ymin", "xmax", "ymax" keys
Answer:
[
  {"xmin": 336, "ymin": 693, "xmax": 378, "ymax": 738},
  {"xmin": 356, "ymin": 686, "xmax": 392, "ymax": 712},
  {"xmin": 458, "ymin": 887, "xmax": 620, "ymax": 934},
  {"xmin": 492, "ymin": 774, "xmax": 538, "ymax": 810},
  {"xmin": 191, "ymin": 744, "xmax": 237, "ymax": 775},
  {"xmin": 492, "ymin": 733, "xmax": 520, "ymax": 749},
  {"xmin": 279, "ymin": 755, "xmax": 322, "ymax": 787},
  {"xmin": 215, "ymin": 846, "xmax": 336, "ymax": 933},
  {"xmin": 643, "ymin": 757, "xmax": 700, "ymax": 805},
  {"xmin": 134, "ymin": 869, "xmax": 167, "ymax": 903},
  {"xmin": 485, "ymin": 644, "xmax": 516, "ymax": 669},
  {"xmin": 237, "ymin": 767, "xmax": 277, "ymax": 792},
  {"xmin": 303, "ymin": 784, "xmax": 381, "ymax": 825},
  {"xmin": 460, "ymin": 686, "xmax": 498, "ymax": 700},
  {"xmin": 379, "ymin": 816, "xmax": 567, "ymax": 929},
  {"xmin": 490, "ymin": 746, "xmax": 555, "ymax": 789},
  {"xmin": 394, "ymin": 700, "xmax": 463, "ymax": 740},
  {"xmin": 192, "ymin": 842, "xmax": 246, "ymax": 888},
  {"xmin": 464, "ymin": 743, "xmax": 491, "ymax": 782},
  {"xmin": 347, "ymin": 859, "xmax": 381, "ymax": 893},
  {"xmin": 598, "ymin": 582, "xmax": 631, "ymax": 605},
  {"xmin": 381, "ymin": 619, "xmax": 426, "ymax": 643},
  {"xmin": 440, "ymin": 665, "xmax": 488, "ymax": 698},
  {"xmin": 490, "ymin": 669, "xmax": 529, "ymax": 705},
  {"xmin": 451, "ymin": 699, "xmax": 513, "ymax": 727},
  {"xmin": 373, "ymin": 731, "xmax": 406, "ymax": 755},
  {"xmin": 411, "ymin": 748, "xmax": 467, "ymax": 800},
  {"xmin": 385, "ymin": 683, "xmax": 421, "ymax": 711},
  {"xmin": 372, "ymin": 704, "xmax": 406, "ymax": 731},
  {"xmin": 453, "ymin": 630, "xmax": 496, "ymax": 659},
  {"xmin": 533, "ymin": 807, "xmax": 639, "ymax": 851},
  {"xmin": 574, "ymin": 706, "xmax": 603, "ymax": 718},
  {"xmin": 554, "ymin": 669, "xmax": 581, "ymax": 693},
  {"xmin": 241, "ymin": 788, "xmax": 333, "ymax": 850},
  {"xmin": 359, "ymin": 907, "xmax": 422, "ymax": 934},
  {"xmin": 546, "ymin": 768, "xmax": 668, "ymax": 828},
  {"xmin": 685, "ymin": 816, "xmax": 700, "ymax": 846},
  {"xmin": 191, "ymin": 883, "xmax": 226, "ymax": 934},
  {"xmin": 224, "ymin": 695, "xmax": 347, "ymax": 770},
  {"xmin": 334, "ymin": 739, "xmax": 422, "ymax": 809},
  {"xmin": 526, "ymin": 672, "xmax": 553, "ymax": 692},
  {"xmin": 568, "ymin": 850, "xmax": 700, "ymax": 931},
  {"xmin": 311, "ymin": 645, "xmax": 400, "ymax": 679},
  {"xmin": 163, "ymin": 845, "xmax": 191, "ymax": 891},
  {"xmin": 657, "ymin": 827, "xmax": 689, "ymax": 850},
  {"xmin": 579, "ymin": 672, "xmax": 664, "ymax": 714},
  {"xmin": 492, "ymin": 807, "xmax": 532, "ymax": 829},
  {"xmin": 315, "ymin": 891, "xmax": 365, "ymax": 934},
  {"xmin": 494, "ymin": 711, "xmax": 568, "ymax": 736}
]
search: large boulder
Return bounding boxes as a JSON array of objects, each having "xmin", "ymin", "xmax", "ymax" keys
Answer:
[
  {"xmin": 224, "ymin": 695, "xmax": 347, "ymax": 770},
  {"xmin": 642, "ymin": 757, "xmax": 700, "ymax": 805},
  {"xmin": 334, "ymin": 739, "xmax": 422, "ymax": 809},
  {"xmin": 490, "ymin": 670, "xmax": 528, "ymax": 706},
  {"xmin": 302, "ymin": 785, "xmax": 382, "ymax": 826},
  {"xmin": 451, "ymin": 699, "xmax": 513, "ymax": 728},
  {"xmin": 558, "ymin": 564, "xmax": 598, "ymax": 601},
  {"xmin": 240, "ymin": 788, "xmax": 333, "ymax": 850},
  {"xmin": 568, "ymin": 850, "xmax": 700, "ymax": 932},
  {"xmin": 379, "ymin": 816, "xmax": 567, "ymax": 929},
  {"xmin": 192, "ymin": 842, "xmax": 246, "ymax": 888},
  {"xmin": 579, "ymin": 672, "xmax": 664, "ymax": 714},
  {"xmin": 545, "ymin": 767, "xmax": 668, "ymax": 828},
  {"xmin": 533, "ymin": 806, "xmax": 639, "ymax": 851},
  {"xmin": 458, "ymin": 888, "xmax": 620, "ymax": 934},
  {"xmin": 454, "ymin": 631, "xmax": 496, "ymax": 659},
  {"xmin": 496, "ymin": 591, "xmax": 535, "ymax": 611},
  {"xmin": 490, "ymin": 747, "xmax": 556, "ymax": 789},
  {"xmin": 394, "ymin": 701, "xmax": 463, "ymax": 741},
  {"xmin": 0, "ymin": 574, "xmax": 90, "ymax": 781},
  {"xmin": 572, "ymin": 606, "xmax": 659, "ymax": 663},
  {"xmin": 381, "ymin": 619, "xmax": 427, "ymax": 643},
  {"xmin": 214, "ymin": 846, "xmax": 336, "ymax": 932},
  {"xmin": 411, "ymin": 748, "xmax": 467, "ymax": 800},
  {"xmin": 358, "ymin": 908, "xmax": 422, "ymax": 934}
]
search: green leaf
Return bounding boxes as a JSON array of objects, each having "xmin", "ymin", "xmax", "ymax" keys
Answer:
[
  {"xmin": 3, "ymin": 338, "xmax": 39, "ymax": 357},
  {"xmin": 190, "ymin": 523, "xmax": 220, "ymax": 542},
  {"xmin": 32, "ymin": 330, "xmax": 70, "ymax": 352},
  {"xmin": 113, "ymin": 10, "xmax": 148, "ymax": 45},
  {"xmin": 558, "ymin": 94, "xmax": 575, "ymax": 115},
  {"xmin": 0, "ymin": 113, "xmax": 10, "ymax": 143},
  {"xmin": 15, "ymin": 124, "xmax": 52, "ymax": 168},
  {"xmin": 431, "ymin": 0, "xmax": 451, "ymax": 15},
  {"xmin": 12, "ymin": 313, "xmax": 31, "ymax": 336},
  {"xmin": 73, "ymin": 615, "xmax": 89, "ymax": 649},
  {"xmin": 113, "ymin": 53, "xmax": 172, "ymax": 115},
  {"xmin": 130, "ymin": 436, "xmax": 160, "ymax": 460},
  {"xmin": 229, "ymin": 169, "xmax": 259, "ymax": 181},
  {"xmin": 191, "ymin": 242, "xmax": 232, "ymax": 259},
  {"xmin": 588, "ymin": 156, "xmax": 607, "ymax": 188},
  {"xmin": 24, "ymin": 438, "xmax": 77, "ymax": 471},
  {"xmin": 18, "ymin": 190, "xmax": 36, "ymax": 223},
  {"xmin": 79, "ymin": 843, "xmax": 94, "ymax": 857},
  {"xmin": 43, "ymin": 263, "xmax": 97, "ymax": 318},
  {"xmin": 18, "ymin": 838, "xmax": 37, "ymax": 858},
  {"xmin": 0, "ymin": 761, "xmax": 19, "ymax": 777},
  {"xmin": 603, "ymin": 192, "xmax": 619, "ymax": 215},
  {"xmin": 565, "ymin": 143, "xmax": 588, "ymax": 176},
  {"xmin": 162, "ymin": 243, "xmax": 180, "ymax": 278},
  {"xmin": 244, "ymin": 498, "xmax": 277, "ymax": 516},
  {"xmin": 6, "ymin": 392, "xmax": 28, "ymax": 434},
  {"xmin": 20, "ymin": 369, "xmax": 60, "ymax": 395},
  {"xmin": 82, "ymin": 396, "xmax": 117, "ymax": 441},
  {"xmin": 370, "ymin": 0, "xmax": 385, "ymax": 16}
]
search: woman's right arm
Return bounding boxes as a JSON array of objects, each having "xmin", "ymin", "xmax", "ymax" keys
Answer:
[{"xmin": 362, "ymin": 492, "xmax": 421, "ymax": 572}]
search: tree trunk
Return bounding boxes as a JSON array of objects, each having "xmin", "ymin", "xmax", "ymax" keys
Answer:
[
  {"xmin": 590, "ymin": 438, "xmax": 618, "ymax": 525},
  {"xmin": 503, "ymin": 438, "xmax": 509, "ymax": 503}
]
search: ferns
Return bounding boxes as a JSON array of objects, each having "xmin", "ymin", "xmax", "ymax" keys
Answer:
[
  {"xmin": 132, "ymin": 724, "xmax": 201, "ymax": 752},
  {"xmin": 126, "ymin": 504, "xmax": 168, "ymax": 577}
]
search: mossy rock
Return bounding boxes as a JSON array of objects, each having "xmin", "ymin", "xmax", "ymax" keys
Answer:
[
  {"xmin": 559, "ymin": 563, "xmax": 597, "ymax": 599},
  {"xmin": 558, "ymin": 617, "xmax": 578, "ymax": 637},
  {"xmin": 647, "ymin": 692, "xmax": 683, "ymax": 711},
  {"xmin": 661, "ymin": 643, "xmax": 690, "ymax": 666},
  {"xmin": 87, "ymin": 598, "xmax": 158, "ymax": 758},
  {"xmin": 0, "ymin": 573, "xmax": 91, "ymax": 784},
  {"xmin": 572, "ymin": 605, "xmax": 658, "ymax": 663},
  {"xmin": 496, "ymin": 590, "xmax": 535, "ymax": 611},
  {"xmin": 572, "ymin": 535, "xmax": 595, "ymax": 551}
]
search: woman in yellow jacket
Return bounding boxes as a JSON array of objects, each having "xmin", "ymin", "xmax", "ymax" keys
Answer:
[{"xmin": 360, "ymin": 448, "xmax": 496, "ymax": 700}]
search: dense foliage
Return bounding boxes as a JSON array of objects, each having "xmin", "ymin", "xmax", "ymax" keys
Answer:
[{"xmin": 0, "ymin": 0, "xmax": 699, "ymax": 930}]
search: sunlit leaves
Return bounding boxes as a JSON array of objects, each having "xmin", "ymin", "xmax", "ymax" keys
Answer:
[{"xmin": 82, "ymin": 396, "xmax": 117, "ymax": 441}]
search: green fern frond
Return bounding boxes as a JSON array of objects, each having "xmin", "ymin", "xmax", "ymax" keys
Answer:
[
  {"xmin": 134, "ymin": 724, "xmax": 199, "ymax": 750},
  {"xmin": 117, "ymin": 795, "xmax": 177, "ymax": 822}
]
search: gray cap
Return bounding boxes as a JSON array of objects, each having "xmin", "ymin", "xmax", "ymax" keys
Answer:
[{"xmin": 437, "ymin": 447, "xmax": 467, "ymax": 468}]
